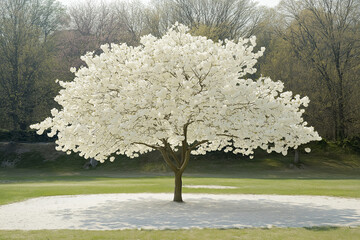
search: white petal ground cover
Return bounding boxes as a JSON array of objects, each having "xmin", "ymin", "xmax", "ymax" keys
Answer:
[{"xmin": 0, "ymin": 193, "xmax": 359, "ymax": 230}]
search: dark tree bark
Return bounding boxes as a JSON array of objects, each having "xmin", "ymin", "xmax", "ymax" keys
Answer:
[{"xmin": 174, "ymin": 171, "xmax": 183, "ymax": 202}]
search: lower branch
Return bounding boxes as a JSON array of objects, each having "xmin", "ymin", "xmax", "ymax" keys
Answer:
[
  {"xmin": 189, "ymin": 140, "xmax": 208, "ymax": 150},
  {"xmin": 159, "ymin": 148, "xmax": 178, "ymax": 172},
  {"xmin": 132, "ymin": 142, "xmax": 160, "ymax": 150}
]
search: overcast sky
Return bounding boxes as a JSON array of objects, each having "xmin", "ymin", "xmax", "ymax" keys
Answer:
[
  {"xmin": 256, "ymin": 0, "xmax": 280, "ymax": 7},
  {"xmin": 59, "ymin": 0, "xmax": 281, "ymax": 8}
]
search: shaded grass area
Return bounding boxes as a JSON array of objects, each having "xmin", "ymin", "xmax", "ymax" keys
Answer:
[
  {"xmin": 0, "ymin": 227, "xmax": 359, "ymax": 240},
  {"xmin": 0, "ymin": 143, "xmax": 359, "ymax": 179},
  {"xmin": 0, "ymin": 141, "xmax": 359, "ymax": 205},
  {"xmin": 0, "ymin": 176, "xmax": 359, "ymax": 205}
]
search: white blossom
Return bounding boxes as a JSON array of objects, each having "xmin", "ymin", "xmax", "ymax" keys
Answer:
[{"xmin": 31, "ymin": 24, "xmax": 321, "ymax": 162}]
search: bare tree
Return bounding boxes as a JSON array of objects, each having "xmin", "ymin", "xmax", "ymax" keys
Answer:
[
  {"xmin": 140, "ymin": 0, "xmax": 262, "ymax": 41},
  {"xmin": 114, "ymin": 0, "xmax": 146, "ymax": 45},
  {"xmin": 0, "ymin": 0, "xmax": 66, "ymax": 130},
  {"xmin": 278, "ymin": 0, "xmax": 360, "ymax": 140},
  {"xmin": 142, "ymin": 0, "xmax": 174, "ymax": 37},
  {"xmin": 31, "ymin": 0, "xmax": 69, "ymax": 41},
  {"xmin": 68, "ymin": 0, "xmax": 123, "ymax": 44},
  {"xmin": 169, "ymin": 0, "xmax": 262, "ymax": 39}
]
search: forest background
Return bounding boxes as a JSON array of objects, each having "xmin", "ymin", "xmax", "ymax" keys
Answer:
[{"xmin": 0, "ymin": 0, "xmax": 359, "ymax": 145}]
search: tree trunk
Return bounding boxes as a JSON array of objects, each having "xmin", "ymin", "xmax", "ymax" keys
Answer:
[
  {"xmin": 294, "ymin": 149, "xmax": 299, "ymax": 164},
  {"xmin": 173, "ymin": 171, "xmax": 183, "ymax": 202},
  {"xmin": 337, "ymin": 97, "xmax": 345, "ymax": 140},
  {"xmin": 158, "ymin": 124, "xmax": 195, "ymax": 202}
]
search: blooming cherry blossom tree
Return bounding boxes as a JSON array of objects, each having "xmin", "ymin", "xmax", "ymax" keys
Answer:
[{"xmin": 31, "ymin": 24, "xmax": 321, "ymax": 202}]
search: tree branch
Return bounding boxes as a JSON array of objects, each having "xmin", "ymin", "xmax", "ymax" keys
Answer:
[
  {"xmin": 179, "ymin": 149, "xmax": 190, "ymax": 173},
  {"xmin": 216, "ymin": 133, "xmax": 238, "ymax": 139},
  {"xmin": 132, "ymin": 142, "xmax": 159, "ymax": 150},
  {"xmin": 159, "ymin": 148, "xmax": 178, "ymax": 172},
  {"xmin": 163, "ymin": 139, "xmax": 181, "ymax": 166},
  {"xmin": 189, "ymin": 140, "xmax": 209, "ymax": 150}
]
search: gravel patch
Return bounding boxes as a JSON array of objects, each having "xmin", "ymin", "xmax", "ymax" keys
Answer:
[{"xmin": 0, "ymin": 193, "xmax": 359, "ymax": 230}]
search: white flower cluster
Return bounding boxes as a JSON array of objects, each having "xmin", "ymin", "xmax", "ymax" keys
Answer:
[{"xmin": 31, "ymin": 24, "xmax": 321, "ymax": 162}]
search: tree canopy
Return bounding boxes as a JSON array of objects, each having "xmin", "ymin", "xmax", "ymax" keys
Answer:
[
  {"xmin": 32, "ymin": 24, "xmax": 320, "ymax": 161},
  {"xmin": 31, "ymin": 24, "xmax": 321, "ymax": 201}
]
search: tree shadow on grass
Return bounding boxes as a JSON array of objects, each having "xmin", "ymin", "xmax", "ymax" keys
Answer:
[{"xmin": 50, "ymin": 195, "xmax": 360, "ymax": 230}]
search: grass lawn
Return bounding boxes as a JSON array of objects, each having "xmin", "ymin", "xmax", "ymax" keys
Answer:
[
  {"xmin": 0, "ymin": 142, "xmax": 359, "ymax": 239},
  {"xmin": 0, "ymin": 176, "xmax": 360, "ymax": 205},
  {"xmin": 0, "ymin": 175, "xmax": 359, "ymax": 239}
]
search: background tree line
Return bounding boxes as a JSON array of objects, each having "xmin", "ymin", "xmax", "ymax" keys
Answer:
[{"xmin": 0, "ymin": 0, "xmax": 359, "ymax": 142}]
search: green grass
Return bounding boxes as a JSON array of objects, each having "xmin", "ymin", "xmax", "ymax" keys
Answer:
[
  {"xmin": 0, "ymin": 176, "xmax": 359, "ymax": 205},
  {"xmin": 0, "ymin": 142, "xmax": 359, "ymax": 239},
  {"xmin": 0, "ymin": 227, "xmax": 359, "ymax": 240},
  {"xmin": 0, "ymin": 142, "xmax": 359, "ymax": 205}
]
